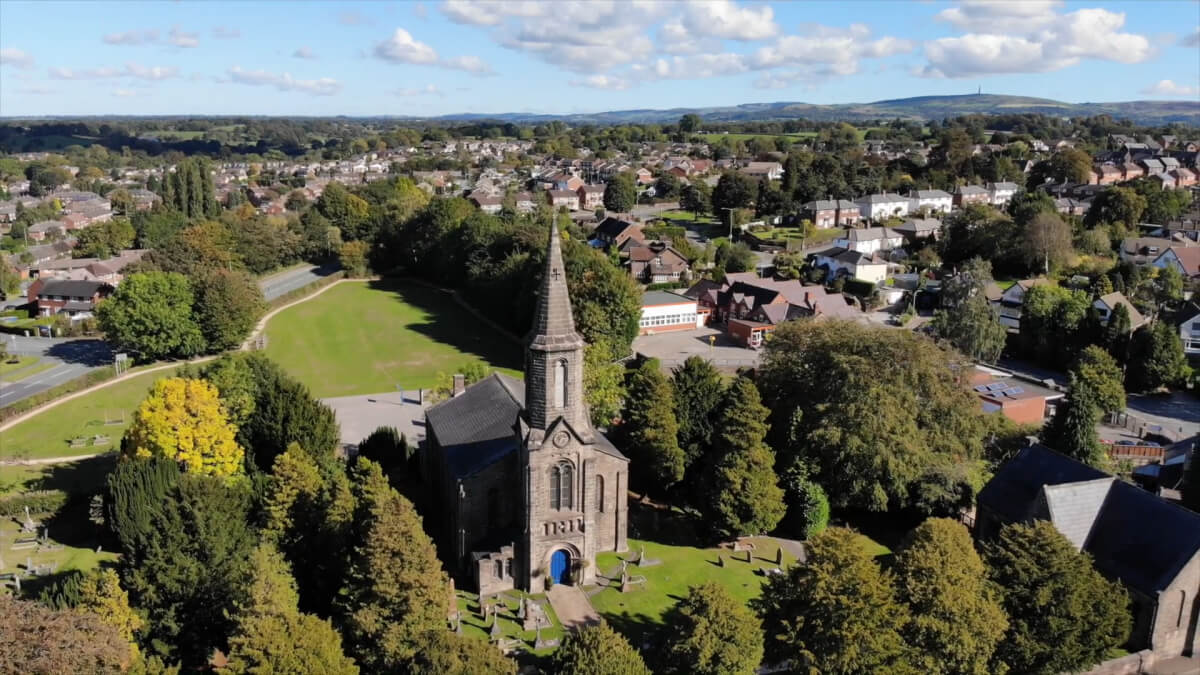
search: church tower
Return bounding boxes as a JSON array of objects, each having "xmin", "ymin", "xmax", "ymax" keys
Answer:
[{"xmin": 524, "ymin": 218, "xmax": 591, "ymax": 441}]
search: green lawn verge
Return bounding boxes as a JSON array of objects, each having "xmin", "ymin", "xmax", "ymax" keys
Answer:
[
  {"xmin": 0, "ymin": 367, "xmax": 180, "ymax": 460},
  {"xmin": 263, "ymin": 279, "xmax": 522, "ymax": 398},
  {"xmin": 589, "ymin": 536, "xmax": 799, "ymax": 644},
  {"xmin": 0, "ymin": 356, "xmax": 38, "ymax": 376}
]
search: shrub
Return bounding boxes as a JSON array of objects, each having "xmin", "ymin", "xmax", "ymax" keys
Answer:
[{"xmin": 0, "ymin": 489, "xmax": 69, "ymax": 517}]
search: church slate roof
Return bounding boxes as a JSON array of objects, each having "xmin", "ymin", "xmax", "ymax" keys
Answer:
[
  {"xmin": 977, "ymin": 444, "xmax": 1107, "ymax": 523},
  {"xmin": 426, "ymin": 373, "xmax": 525, "ymax": 479}
]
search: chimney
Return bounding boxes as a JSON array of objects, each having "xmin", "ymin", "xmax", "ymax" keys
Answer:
[{"xmin": 452, "ymin": 374, "xmax": 466, "ymax": 397}]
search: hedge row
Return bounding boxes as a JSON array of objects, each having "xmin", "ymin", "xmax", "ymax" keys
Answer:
[
  {"xmin": 0, "ymin": 489, "xmax": 68, "ymax": 517},
  {"xmin": 0, "ymin": 365, "xmax": 116, "ymax": 424}
]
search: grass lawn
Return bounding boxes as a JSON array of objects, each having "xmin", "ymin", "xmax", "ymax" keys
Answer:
[
  {"xmin": 454, "ymin": 589, "xmax": 567, "ymax": 659},
  {"xmin": 589, "ymin": 536, "xmax": 800, "ymax": 645},
  {"xmin": 0, "ymin": 356, "xmax": 38, "ymax": 376},
  {"xmin": 0, "ymin": 367, "xmax": 180, "ymax": 461},
  {"xmin": 755, "ymin": 226, "xmax": 842, "ymax": 246},
  {"xmin": 263, "ymin": 280, "xmax": 523, "ymax": 398},
  {"xmin": 995, "ymin": 279, "xmax": 1018, "ymax": 291}
]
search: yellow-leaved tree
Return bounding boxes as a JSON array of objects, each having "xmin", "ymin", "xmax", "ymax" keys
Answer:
[{"xmin": 125, "ymin": 377, "xmax": 244, "ymax": 477}]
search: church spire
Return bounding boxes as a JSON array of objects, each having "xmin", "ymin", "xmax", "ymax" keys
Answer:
[
  {"xmin": 525, "ymin": 215, "xmax": 588, "ymax": 435},
  {"xmin": 529, "ymin": 216, "xmax": 584, "ymax": 351}
]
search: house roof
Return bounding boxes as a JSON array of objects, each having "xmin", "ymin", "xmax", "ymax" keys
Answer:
[
  {"xmin": 857, "ymin": 193, "xmax": 907, "ymax": 204},
  {"xmin": 1097, "ymin": 292, "xmax": 1146, "ymax": 326},
  {"xmin": 1086, "ymin": 480, "xmax": 1200, "ymax": 596},
  {"xmin": 594, "ymin": 217, "xmax": 638, "ymax": 239},
  {"xmin": 642, "ymin": 290, "xmax": 693, "ymax": 307},
  {"xmin": 838, "ymin": 227, "xmax": 901, "ymax": 242},
  {"xmin": 913, "ymin": 189, "xmax": 952, "ymax": 199},
  {"xmin": 38, "ymin": 279, "xmax": 107, "ymax": 298},
  {"xmin": 426, "ymin": 373, "xmax": 525, "ymax": 479},
  {"xmin": 1043, "ymin": 478, "xmax": 1114, "ymax": 550},
  {"xmin": 895, "ymin": 218, "xmax": 942, "ymax": 234},
  {"xmin": 1163, "ymin": 246, "xmax": 1200, "ymax": 276},
  {"xmin": 957, "ymin": 185, "xmax": 989, "ymax": 195},
  {"xmin": 683, "ymin": 278, "xmax": 722, "ymax": 301}
]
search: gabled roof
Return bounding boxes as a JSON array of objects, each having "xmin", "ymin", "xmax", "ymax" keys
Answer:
[
  {"xmin": 38, "ymin": 279, "xmax": 107, "ymax": 298},
  {"xmin": 837, "ymin": 227, "xmax": 901, "ymax": 242},
  {"xmin": 426, "ymin": 372, "xmax": 525, "ymax": 479},
  {"xmin": 1086, "ymin": 480, "xmax": 1200, "ymax": 596},
  {"xmin": 977, "ymin": 444, "xmax": 1107, "ymax": 524},
  {"xmin": 1096, "ymin": 292, "xmax": 1146, "ymax": 326},
  {"xmin": 594, "ymin": 216, "xmax": 638, "ymax": 239}
]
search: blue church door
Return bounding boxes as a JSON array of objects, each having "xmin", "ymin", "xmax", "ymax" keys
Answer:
[{"xmin": 550, "ymin": 549, "xmax": 570, "ymax": 585}]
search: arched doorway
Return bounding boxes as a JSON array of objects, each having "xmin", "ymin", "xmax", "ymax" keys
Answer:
[{"xmin": 549, "ymin": 549, "xmax": 571, "ymax": 585}]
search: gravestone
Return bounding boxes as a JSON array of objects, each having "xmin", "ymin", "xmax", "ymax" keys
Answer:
[
  {"xmin": 22, "ymin": 506, "xmax": 37, "ymax": 533},
  {"xmin": 776, "ymin": 546, "xmax": 783, "ymax": 565},
  {"xmin": 716, "ymin": 554, "xmax": 724, "ymax": 568},
  {"xmin": 490, "ymin": 610, "xmax": 502, "ymax": 640},
  {"xmin": 636, "ymin": 545, "xmax": 646, "ymax": 567}
]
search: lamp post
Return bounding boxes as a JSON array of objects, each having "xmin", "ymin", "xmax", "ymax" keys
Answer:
[{"xmin": 721, "ymin": 207, "xmax": 736, "ymax": 240}]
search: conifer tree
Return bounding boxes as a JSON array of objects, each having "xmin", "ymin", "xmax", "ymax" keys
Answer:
[
  {"xmin": 662, "ymin": 581, "xmax": 764, "ymax": 675},
  {"xmin": 221, "ymin": 544, "xmax": 357, "ymax": 674},
  {"xmin": 619, "ymin": 359, "xmax": 686, "ymax": 493},
  {"xmin": 550, "ymin": 622, "xmax": 651, "ymax": 675},
  {"xmin": 408, "ymin": 631, "xmax": 517, "ymax": 675},
  {"xmin": 754, "ymin": 527, "xmax": 911, "ymax": 674},
  {"xmin": 671, "ymin": 356, "xmax": 726, "ymax": 475},
  {"xmin": 985, "ymin": 522, "xmax": 1130, "ymax": 674},
  {"xmin": 894, "ymin": 519, "xmax": 1007, "ymax": 675},
  {"xmin": 339, "ymin": 459, "xmax": 449, "ymax": 670},
  {"xmin": 1042, "ymin": 372, "xmax": 1104, "ymax": 466},
  {"xmin": 76, "ymin": 569, "xmax": 145, "ymax": 650},
  {"xmin": 1126, "ymin": 321, "xmax": 1189, "ymax": 393},
  {"xmin": 1103, "ymin": 301, "xmax": 1132, "ymax": 361},
  {"xmin": 705, "ymin": 377, "xmax": 786, "ymax": 539}
]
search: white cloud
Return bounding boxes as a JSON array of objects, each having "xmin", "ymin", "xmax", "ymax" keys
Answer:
[
  {"xmin": 227, "ymin": 66, "xmax": 342, "ymax": 95},
  {"xmin": 922, "ymin": 5, "xmax": 1152, "ymax": 78},
  {"xmin": 1141, "ymin": 79, "xmax": 1200, "ymax": 97},
  {"xmin": 679, "ymin": 0, "xmax": 777, "ymax": 41},
  {"xmin": 293, "ymin": 46, "xmax": 316, "ymax": 59},
  {"xmin": 753, "ymin": 24, "xmax": 912, "ymax": 72},
  {"xmin": 395, "ymin": 84, "xmax": 442, "ymax": 96},
  {"xmin": 0, "ymin": 47, "xmax": 34, "ymax": 68},
  {"xmin": 212, "ymin": 26, "xmax": 241, "ymax": 39},
  {"xmin": 936, "ymin": 0, "xmax": 1062, "ymax": 33},
  {"xmin": 111, "ymin": 88, "xmax": 138, "ymax": 97},
  {"xmin": 443, "ymin": 54, "xmax": 493, "ymax": 74},
  {"xmin": 633, "ymin": 53, "xmax": 748, "ymax": 80},
  {"xmin": 49, "ymin": 66, "xmax": 122, "ymax": 79},
  {"xmin": 125, "ymin": 62, "xmax": 179, "ymax": 80},
  {"xmin": 1183, "ymin": 28, "xmax": 1200, "ymax": 48},
  {"xmin": 569, "ymin": 74, "xmax": 631, "ymax": 90},
  {"xmin": 102, "ymin": 29, "xmax": 159, "ymax": 45},
  {"xmin": 374, "ymin": 28, "xmax": 439, "ymax": 63},
  {"xmin": 168, "ymin": 26, "xmax": 200, "ymax": 48}
]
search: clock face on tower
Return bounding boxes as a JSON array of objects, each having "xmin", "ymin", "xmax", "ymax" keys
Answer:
[{"xmin": 553, "ymin": 431, "xmax": 571, "ymax": 448}]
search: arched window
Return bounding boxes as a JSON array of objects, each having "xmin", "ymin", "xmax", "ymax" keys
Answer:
[
  {"xmin": 550, "ymin": 462, "xmax": 573, "ymax": 510},
  {"xmin": 596, "ymin": 475, "xmax": 605, "ymax": 513},
  {"xmin": 554, "ymin": 359, "xmax": 567, "ymax": 408},
  {"xmin": 494, "ymin": 560, "xmax": 503, "ymax": 579}
]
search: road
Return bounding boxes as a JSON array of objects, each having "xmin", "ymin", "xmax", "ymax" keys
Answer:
[{"xmin": 0, "ymin": 263, "xmax": 339, "ymax": 408}]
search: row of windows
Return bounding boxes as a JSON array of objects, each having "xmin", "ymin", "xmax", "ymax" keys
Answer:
[
  {"xmin": 549, "ymin": 462, "xmax": 606, "ymax": 513},
  {"xmin": 639, "ymin": 313, "xmax": 695, "ymax": 328},
  {"xmin": 493, "ymin": 558, "xmax": 513, "ymax": 579}
]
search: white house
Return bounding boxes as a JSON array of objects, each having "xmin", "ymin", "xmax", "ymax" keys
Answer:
[
  {"xmin": 910, "ymin": 189, "xmax": 953, "ymax": 214},
  {"xmin": 1093, "ymin": 292, "xmax": 1146, "ymax": 329},
  {"xmin": 988, "ymin": 182, "xmax": 1019, "ymax": 206},
  {"xmin": 639, "ymin": 290, "xmax": 704, "ymax": 335},
  {"xmin": 855, "ymin": 193, "xmax": 910, "ymax": 221},
  {"xmin": 834, "ymin": 227, "xmax": 904, "ymax": 255},
  {"xmin": 813, "ymin": 248, "xmax": 889, "ymax": 284},
  {"xmin": 1177, "ymin": 303, "xmax": 1200, "ymax": 356}
]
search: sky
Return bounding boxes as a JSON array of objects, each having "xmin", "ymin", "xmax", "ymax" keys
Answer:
[{"xmin": 1, "ymin": 0, "xmax": 1198, "ymax": 117}]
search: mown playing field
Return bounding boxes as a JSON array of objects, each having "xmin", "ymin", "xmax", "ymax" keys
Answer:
[{"xmin": 263, "ymin": 280, "xmax": 523, "ymax": 398}]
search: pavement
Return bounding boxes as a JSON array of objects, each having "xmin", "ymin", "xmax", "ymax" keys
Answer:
[
  {"xmin": 546, "ymin": 584, "xmax": 600, "ymax": 631},
  {"xmin": 632, "ymin": 326, "xmax": 761, "ymax": 371},
  {"xmin": 0, "ymin": 264, "xmax": 338, "ymax": 408},
  {"xmin": 321, "ymin": 390, "xmax": 429, "ymax": 452}
]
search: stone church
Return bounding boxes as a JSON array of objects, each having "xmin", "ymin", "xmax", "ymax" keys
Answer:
[{"xmin": 420, "ymin": 221, "xmax": 629, "ymax": 594}]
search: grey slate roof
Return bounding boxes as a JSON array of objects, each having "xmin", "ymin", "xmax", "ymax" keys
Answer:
[
  {"xmin": 977, "ymin": 444, "xmax": 1107, "ymax": 523},
  {"xmin": 1043, "ymin": 478, "xmax": 1114, "ymax": 550},
  {"xmin": 39, "ymin": 279, "xmax": 107, "ymax": 298},
  {"xmin": 1086, "ymin": 480, "xmax": 1200, "ymax": 596},
  {"xmin": 642, "ymin": 290, "xmax": 693, "ymax": 307},
  {"xmin": 426, "ymin": 373, "xmax": 525, "ymax": 479}
]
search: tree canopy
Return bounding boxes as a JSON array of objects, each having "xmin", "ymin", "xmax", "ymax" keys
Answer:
[
  {"xmin": 124, "ymin": 377, "xmax": 244, "ymax": 477},
  {"xmin": 662, "ymin": 581, "xmax": 764, "ymax": 675},
  {"xmin": 97, "ymin": 271, "xmax": 205, "ymax": 360}
]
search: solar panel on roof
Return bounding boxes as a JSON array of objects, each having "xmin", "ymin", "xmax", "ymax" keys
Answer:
[
  {"xmin": 986, "ymin": 383, "xmax": 1007, "ymax": 391},
  {"xmin": 1006, "ymin": 386, "xmax": 1024, "ymax": 395},
  {"xmin": 974, "ymin": 385, "xmax": 990, "ymax": 392}
]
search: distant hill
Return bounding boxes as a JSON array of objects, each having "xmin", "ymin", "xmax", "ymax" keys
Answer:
[{"xmin": 431, "ymin": 94, "xmax": 1200, "ymax": 126}]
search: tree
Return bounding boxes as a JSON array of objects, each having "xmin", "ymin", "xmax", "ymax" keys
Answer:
[
  {"xmin": 779, "ymin": 464, "xmax": 829, "ymax": 540},
  {"xmin": 758, "ymin": 321, "xmax": 987, "ymax": 512},
  {"xmin": 562, "ymin": 237, "xmax": 643, "ymax": 351},
  {"xmin": 339, "ymin": 239, "xmax": 370, "ymax": 277},
  {"xmin": 1072, "ymin": 345, "xmax": 1125, "ymax": 414},
  {"xmin": 618, "ymin": 359, "xmax": 686, "ymax": 493},
  {"xmin": 604, "ymin": 172, "xmax": 638, "ymax": 213},
  {"xmin": 160, "ymin": 158, "xmax": 218, "ymax": 218},
  {"xmin": 339, "ymin": 459, "xmax": 449, "ymax": 670},
  {"xmin": 97, "ymin": 272, "xmax": 205, "ymax": 360},
  {"xmin": 1042, "ymin": 372, "xmax": 1104, "ymax": 466},
  {"xmin": 679, "ymin": 113, "xmax": 702, "ymax": 134},
  {"xmin": 894, "ymin": 519, "xmax": 1007, "ymax": 675},
  {"xmin": 220, "ymin": 543, "xmax": 357, "ymax": 674},
  {"xmin": 1154, "ymin": 264, "xmax": 1184, "ymax": 312},
  {"xmin": 771, "ymin": 251, "xmax": 805, "ymax": 280},
  {"xmin": 0, "ymin": 596, "xmax": 131, "ymax": 674},
  {"xmin": 931, "ymin": 258, "xmax": 1006, "ymax": 362},
  {"xmin": 1126, "ymin": 321, "xmax": 1189, "ymax": 392},
  {"xmin": 680, "ymin": 182, "xmax": 711, "ymax": 217},
  {"xmin": 654, "ymin": 173, "xmax": 682, "ymax": 200},
  {"xmin": 125, "ymin": 377, "xmax": 245, "ymax": 477},
  {"xmin": 1023, "ymin": 211, "xmax": 1073, "ymax": 275},
  {"xmin": 239, "ymin": 354, "xmax": 341, "ymax": 470},
  {"xmin": 193, "ymin": 268, "xmax": 264, "ymax": 352},
  {"xmin": 671, "ymin": 356, "xmax": 725, "ymax": 476},
  {"xmin": 1103, "ymin": 302, "xmax": 1133, "ymax": 361},
  {"xmin": 705, "ymin": 377, "xmax": 786, "ymax": 539},
  {"xmin": 1039, "ymin": 148, "xmax": 1093, "ymax": 185},
  {"xmin": 662, "ymin": 581, "xmax": 764, "ymax": 675},
  {"xmin": 76, "ymin": 568, "xmax": 144, "ymax": 646},
  {"xmin": 407, "ymin": 631, "xmax": 517, "ymax": 675},
  {"xmin": 316, "ymin": 182, "xmax": 371, "ymax": 241},
  {"xmin": 73, "ymin": 218, "xmax": 136, "ymax": 258},
  {"xmin": 985, "ymin": 521, "xmax": 1130, "ymax": 674},
  {"xmin": 550, "ymin": 622, "xmax": 651, "ymax": 675},
  {"xmin": 0, "ymin": 259, "xmax": 20, "ymax": 297},
  {"xmin": 1086, "ymin": 186, "xmax": 1147, "ymax": 229},
  {"xmin": 754, "ymin": 527, "xmax": 911, "ymax": 674},
  {"xmin": 712, "ymin": 171, "xmax": 757, "ymax": 213},
  {"xmin": 356, "ymin": 426, "xmax": 411, "ymax": 476},
  {"xmin": 585, "ymin": 338, "xmax": 626, "ymax": 428}
]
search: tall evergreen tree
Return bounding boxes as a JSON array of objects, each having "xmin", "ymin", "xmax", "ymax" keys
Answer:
[
  {"xmin": 705, "ymin": 377, "xmax": 786, "ymax": 539},
  {"xmin": 407, "ymin": 632, "xmax": 517, "ymax": 675},
  {"xmin": 1103, "ymin": 302, "xmax": 1132, "ymax": 362},
  {"xmin": 240, "ymin": 354, "xmax": 341, "ymax": 471},
  {"xmin": 894, "ymin": 519, "xmax": 1008, "ymax": 675},
  {"xmin": 1072, "ymin": 345, "xmax": 1126, "ymax": 415},
  {"xmin": 1042, "ymin": 372, "xmax": 1104, "ymax": 466},
  {"xmin": 221, "ymin": 544, "xmax": 357, "ymax": 674},
  {"xmin": 1126, "ymin": 321, "xmax": 1189, "ymax": 393},
  {"xmin": 754, "ymin": 527, "xmax": 911, "ymax": 674},
  {"xmin": 618, "ymin": 359, "xmax": 686, "ymax": 493},
  {"xmin": 550, "ymin": 622, "xmax": 651, "ymax": 675},
  {"xmin": 985, "ymin": 522, "xmax": 1130, "ymax": 675},
  {"xmin": 339, "ymin": 459, "xmax": 448, "ymax": 670},
  {"xmin": 671, "ymin": 356, "xmax": 726, "ymax": 475},
  {"xmin": 662, "ymin": 581, "xmax": 764, "ymax": 675}
]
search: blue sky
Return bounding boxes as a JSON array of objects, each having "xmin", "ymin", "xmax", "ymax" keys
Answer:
[{"xmin": 1, "ymin": 0, "xmax": 1197, "ymax": 117}]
